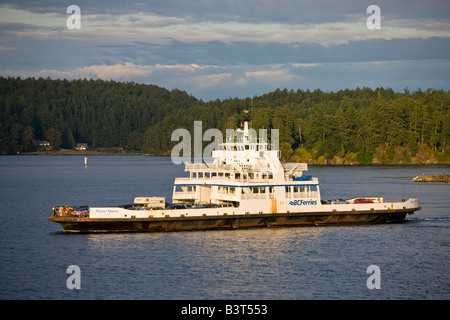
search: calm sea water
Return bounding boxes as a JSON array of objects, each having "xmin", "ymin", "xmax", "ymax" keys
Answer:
[{"xmin": 0, "ymin": 155, "xmax": 448, "ymax": 300}]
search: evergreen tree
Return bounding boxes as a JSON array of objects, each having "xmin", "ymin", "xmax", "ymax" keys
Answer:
[{"xmin": 0, "ymin": 77, "xmax": 448, "ymax": 163}]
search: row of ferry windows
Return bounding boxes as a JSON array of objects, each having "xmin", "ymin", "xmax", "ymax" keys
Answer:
[
  {"xmin": 191, "ymin": 172, "xmax": 273, "ymax": 179},
  {"xmin": 286, "ymin": 186, "xmax": 317, "ymax": 193},
  {"xmin": 223, "ymin": 145, "xmax": 267, "ymax": 151},
  {"xmin": 177, "ymin": 186, "xmax": 264, "ymax": 194},
  {"xmin": 177, "ymin": 185, "xmax": 317, "ymax": 194},
  {"xmin": 241, "ymin": 186, "xmax": 318, "ymax": 194}
]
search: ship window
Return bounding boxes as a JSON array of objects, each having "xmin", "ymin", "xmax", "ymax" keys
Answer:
[
  {"xmin": 252, "ymin": 187, "xmax": 259, "ymax": 193},
  {"xmin": 285, "ymin": 186, "xmax": 290, "ymax": 193},
  {"xmin": 192, "ymin": 172, "xmax": 197, "ymax": 178},
  {"xmin": 218, "ymin": 172, "xmax": 223, "ymax": 177},
  {"xmin": 198, "ymin": 172, "xmax": 203, "ymax": 178},
  {"xmin": 230, "ymin": 187, "xmax": 235, "ymax": 194},
  {"xmin": 219, "ymin": 186, "xmax": 231, "ymax": 194},
  {"xmin": 212, "ymin": 172, "xmax": 217, "ymax": 178},
  {"xmin": 205, "ymin": 172, "xmax": 210, "ymax": 178},
  {"xmin": 235, "ymin": 173, "xmax": 240, "ymax": 179}
]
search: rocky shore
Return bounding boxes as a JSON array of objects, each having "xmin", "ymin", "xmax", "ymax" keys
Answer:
[{"xmin": 412, "ymin": 174, "xmax": 450, "ymax": 183}]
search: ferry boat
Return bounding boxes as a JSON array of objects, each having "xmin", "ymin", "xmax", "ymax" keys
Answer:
[{"xmin": 49, "ymin": 119, "xmax": 421, "ymax": 232}]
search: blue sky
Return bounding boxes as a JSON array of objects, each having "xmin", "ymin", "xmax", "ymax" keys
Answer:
[{"xmin": 0, "ymin": 0, "xmax": 449, "ymax": 101}]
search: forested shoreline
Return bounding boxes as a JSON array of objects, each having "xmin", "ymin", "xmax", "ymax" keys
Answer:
[{"xmin": 1, "ymin": 76, "xmax": 449, "ymax": 164}]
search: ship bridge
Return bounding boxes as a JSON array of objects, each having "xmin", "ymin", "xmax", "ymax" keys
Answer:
[{"xmin": 172, "ymin": 120, "xmax": 315, "ymax": 208}]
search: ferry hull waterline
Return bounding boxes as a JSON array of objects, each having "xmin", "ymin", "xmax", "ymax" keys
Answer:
[
  {"xmin": 49, "ymin": 115, "xmax": 421, "ymax": 232},
  {"xmin": 49, "ymin": 208, "xmax": 416, "ymax": 232}
]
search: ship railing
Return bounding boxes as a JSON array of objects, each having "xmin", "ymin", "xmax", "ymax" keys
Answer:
[
  {"xmin": 175, "ymin": 177, "xmax": 273, "ymax": 184},
  {"xmin": 286, "ymin": 191, "xmax": 319, "ymax": 199},
  {"xmin": 185, "ymin": 163, "xmax": 235, "ymax": 171},
  {"xmin": 215, "ymin": 193, "xmax": 239, "ymax": 201},
  {"xmin": 241, "ymin": 194, "xmax": 268, "ymax": 200},
  {"xmin": 175, "ymin": 177, "xmax": 200, "ymax": 183},
  {"xmin": 282, "ymin": 162, "xmax": 308, "ymax": 172},
  {"xmin": 223, "ymin": 137, "xmax": 269, "ymax": 144},
  {"xmin": 186, "ymin": 162, "xmax": 272, "ymax": 171},
  {"xmin": 172, "ymin": 191, "xmax": 196, "ymax": 199}
]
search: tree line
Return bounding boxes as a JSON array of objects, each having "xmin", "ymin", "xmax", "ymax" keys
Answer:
[{"xmin": 1, "ymin": 77, "xmax": 449, "ymax": 164}]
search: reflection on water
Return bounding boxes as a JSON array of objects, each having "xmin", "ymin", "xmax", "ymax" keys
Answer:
[
  {"xmin": 83, "ymin": 227, "xmax": 326, "ymax": 299},
  {"xmin": 0, "ymin": 156, "xmax": 448, "ymax": 299}
]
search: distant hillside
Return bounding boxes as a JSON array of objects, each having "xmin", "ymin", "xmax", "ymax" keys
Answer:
[
  {"xmin": 1, "ymin": 77, "xmax": 449, "ymax": 164},
  {"xmin": 0, "ymin": 77, "xmax": 200, "ymax": 154}
]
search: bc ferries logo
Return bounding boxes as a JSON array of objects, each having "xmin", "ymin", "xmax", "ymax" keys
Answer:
[{"xmin": 289, "ymin": 200, "xmax": 317, "ymax": 206}]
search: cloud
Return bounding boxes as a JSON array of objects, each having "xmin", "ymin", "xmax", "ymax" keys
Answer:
[
  {"xmin": 38, "ymin": 62, "xmax": 217, "ymax": 80},
  {"xmin": 40, "ymin": 62, "xmax": 149, "ymax": 79},
  {"xmin": 1, "ymin": 1, "xmax": 449, "ymax": 101},
  {"xmin": 245, "ymin": 69, "xmax": 294, "ymax": 82},
  {"xmin": 6, "ymin": 0, "xmax": 450, "ymax": 24},
  {"xmin": 3, "ymin": 58, "xmax": 449, "ymax": 101},
  {"xmin": 2, "ymin": 2, "xmax": 449, "ymax": 46},
  {"xmin": 133, "ymin": 37, "xmax": 450, "ymax": 66}
]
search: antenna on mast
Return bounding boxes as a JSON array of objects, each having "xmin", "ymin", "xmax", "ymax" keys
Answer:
[
  {"xmin": 243, "ymin": 109, "xmax": 250, "ymax": 122},
  {"xmin": 250, "ymin": 98, "xmax": 253, "ymax": 126}
]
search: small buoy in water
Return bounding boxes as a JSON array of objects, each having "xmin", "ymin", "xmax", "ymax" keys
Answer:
[{"xmin": 84, "ymin": 157, "xmax": 87, "ymax": 167}]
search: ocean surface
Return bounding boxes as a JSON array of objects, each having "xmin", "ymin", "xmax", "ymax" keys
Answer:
[{"xmin": 0, "ymin": 155, "xmax": 448, "ymax": 300}]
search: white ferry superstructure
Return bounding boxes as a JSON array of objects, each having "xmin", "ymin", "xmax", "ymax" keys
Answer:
[{"xmin": 49, "ymin": 121, "xmax": 421, "ymax": 232}]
